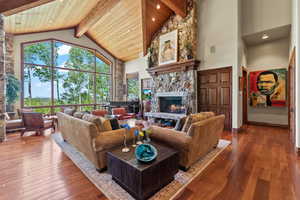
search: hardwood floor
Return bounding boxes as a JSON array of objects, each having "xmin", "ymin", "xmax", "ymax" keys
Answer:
[{"xmin": 0, "ymin": 126, "xmax": 299, "ymax": 200}]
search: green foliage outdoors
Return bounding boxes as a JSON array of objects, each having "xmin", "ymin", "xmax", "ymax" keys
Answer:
[
  {"xmin": 6, "ymin": 74, "xmax": 20, "ymax": 106},
  {"xmin": 24, "ymin": 41, "xmax": 111, "ymax": 113},
  {"xmin": 127, "ymin": 78, "xmax": 139, "ymax": 101}
]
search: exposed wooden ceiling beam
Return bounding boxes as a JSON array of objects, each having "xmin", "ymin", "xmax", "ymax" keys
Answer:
[
  {"xmin": 161, "ymin": 0, "xmax": 187, "ymax": 18},
  {"xmin": 1, "ymin": 0, "xmax": 54, "ymax": 16},
  {"xmin": 75, "ymin": 0, "xmax": 120, "ymax": 38},
  {"xmin": 142, "ymin": 0, "xmax": 173, "ymax": 56}
]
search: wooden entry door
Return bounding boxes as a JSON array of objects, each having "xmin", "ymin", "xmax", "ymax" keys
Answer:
[
  {"xmin": 288, "ymin": 49, "xmax": 296, "ymax": 144},
  {"xmin": 197, "ymin": 67, "xmax": 232, "ymax": 130},
  {"xmin": 242, "ymin": 69, "xmax": 248, "ymax": 125}
]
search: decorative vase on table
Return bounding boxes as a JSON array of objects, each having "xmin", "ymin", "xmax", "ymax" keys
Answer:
[{"xmin": 143, "ymin": 129, "xmax": 152, "ymax": 143}]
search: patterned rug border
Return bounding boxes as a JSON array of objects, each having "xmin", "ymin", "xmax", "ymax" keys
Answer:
[{"xmin": 52, "ymin": 133, "xmax": 231, "ymax": 200}]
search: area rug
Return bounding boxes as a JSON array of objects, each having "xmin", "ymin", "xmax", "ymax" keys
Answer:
[{"xmin": 52, "ymin": 133, "xmax": 231, "ymax": 200}]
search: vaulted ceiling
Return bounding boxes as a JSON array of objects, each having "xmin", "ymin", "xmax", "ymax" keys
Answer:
[{"xmin": 2, "ymin": 0, "xmax": 187, "ymax": 61}]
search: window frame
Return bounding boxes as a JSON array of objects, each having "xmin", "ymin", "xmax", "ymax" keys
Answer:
[
  {"xmin": 21, "ymin": 39, "xmax": 113, "ymax": 114},
  {"xmin": 126, "ymin": 72, "xmax": 139, "ymax": 101}
]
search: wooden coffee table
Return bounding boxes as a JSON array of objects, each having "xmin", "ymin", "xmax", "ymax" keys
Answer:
[{"xmin": 107, "ymin": 141, "xmax": 179, "ymax": 200}]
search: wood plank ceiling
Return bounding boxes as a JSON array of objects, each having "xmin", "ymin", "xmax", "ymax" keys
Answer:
[{"xmin": 3, "ymin": 0, "xmax": 187, "ymax": 62}]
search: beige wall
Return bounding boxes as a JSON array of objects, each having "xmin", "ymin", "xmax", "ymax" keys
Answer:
[
  {"xmin": 13, "ymin": 29, "xmax": 117, "ymax": 109},
  {"xmin": 197, "ymin": 0, "xmax": 238, "ymax": 70},
  {"xmin": 247, "ymin": 38, "xmax": 290, "ymax": 125},
  {"xmin": 242, "ymin": 0, "xmax": 292, "ymax": 36},
  {"xmin": 197, "ymin": 0, "xmax": 242, "ymax": 129}
]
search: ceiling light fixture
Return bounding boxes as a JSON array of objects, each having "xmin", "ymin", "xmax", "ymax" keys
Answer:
[
  {"xmin": 262, "ymin": 33, "xmax": 269, "ymax": 40},
  {"xmin": 152, "ymin": 17, "xmax": 156, "ymax": 22},
  {"xmin": 156, "ymin": 4, "xmax": 161, "ymax": 9}
]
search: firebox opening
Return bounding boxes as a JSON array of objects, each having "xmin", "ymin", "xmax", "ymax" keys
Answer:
[{"xmin": 159, "ymin": 96, "xmax": 186, "ymax": 114}]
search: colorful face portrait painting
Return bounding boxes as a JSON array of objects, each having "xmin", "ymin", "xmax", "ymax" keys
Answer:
[{"xmin": 249, "ymin": 69, "xmax": 287, "ymax": 107}]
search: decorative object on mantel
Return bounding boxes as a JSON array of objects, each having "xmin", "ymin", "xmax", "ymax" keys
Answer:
[
  {"xmin": 159, "ymin": 30, "xmax": 178, "ymax": 65},
  {"xmin": 147, "ymin": 47, "xmax": 156, "ymax": 68},
  {"xmin": 135, "ymin": 143, "xmax": 158, "ymax": 163},
  {"xmin": 147, "ymin": 59, "xmax": 200, "ymax": 76},
  {"xmin": 184, "ymin": 40, "xmax": 193, "ymax": 59}
]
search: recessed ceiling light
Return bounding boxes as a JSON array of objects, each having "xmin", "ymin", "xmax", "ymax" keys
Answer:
[
  {"xmin": 49, "ymin": 19, "xmax": 54, "ymax": 23},
  {"xmin": 262, "ymin": 33, "xmax": 269, "ymax": 40},
  {"xmin": 156, "ymin": 4, "xmax": 161, "ymax": 9},
  {"xmin": 152, "ymin": 17, "xmax": 156, "ymax": 22}
]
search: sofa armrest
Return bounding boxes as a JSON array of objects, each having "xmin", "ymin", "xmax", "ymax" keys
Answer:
[
  {"xmin": 93, "ymin": 128, "xmax": 134, "ymax": 152},
  {"xmin": 150, "ymin": 126, "xmax": 192, "ymax": 151}
]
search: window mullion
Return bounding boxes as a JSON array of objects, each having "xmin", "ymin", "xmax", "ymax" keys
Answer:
[{"xmin": 51, "ymin": 40, "xmax": 54, "ymax": 114}]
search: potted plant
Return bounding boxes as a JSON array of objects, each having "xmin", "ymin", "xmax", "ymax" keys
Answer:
[
  {"xmin": 184, "ymin": 41, "xmax": 193, "ymax": 59},
  {"xmin": 147, "ymin": 47, "xmax": 154, "ymax": 68},
  {"xmin": 6, "ymin": 74, "xmax": 20, "ymax": 112}
]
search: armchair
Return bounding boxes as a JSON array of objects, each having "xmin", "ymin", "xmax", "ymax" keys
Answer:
[
  {"xmin": 21, "ymin": 112, "xmax": 54, "ymax": 136},
  {"xmin": 112, "ymin": 107, "xmax": 136, "ymax": 120},
  {"xmin": 92, "ymin": 109, "xmax": 108, "ymax": 117}
]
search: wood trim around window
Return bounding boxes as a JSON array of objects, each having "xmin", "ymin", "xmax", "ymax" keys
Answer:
[{"xmin": 20, "ymin": 39, "xmax": 113, "ymax": 114}]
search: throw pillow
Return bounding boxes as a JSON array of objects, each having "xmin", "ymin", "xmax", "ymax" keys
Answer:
[
  {"xmin": 174, "ymin": 117, "xmax": 186, "ymax": 131},
  {"xmin": 64, "ymin": 108, "xmax": 76, "ymax": 116},
  {"xmin": 73, "ymin": 111, "xmax": 85, "ymax": 119},
  {"xmin": 109, "ymin": 118, "xmax": 120, "ymax": 130},
  {"xmin": 181, "ymin": 116, "xmax": 193, "ymax": 133}
]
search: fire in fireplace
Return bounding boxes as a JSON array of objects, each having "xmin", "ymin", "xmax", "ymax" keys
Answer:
[{"xmin": 159, "ymin": 96, "xmax": 186, "ymax": 114}]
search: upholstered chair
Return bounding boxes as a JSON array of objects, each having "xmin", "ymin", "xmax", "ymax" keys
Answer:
[
  {"xmin": 112, "ymin": 107, "xmax": 136, "ymax": 120},
  {"xmin": 21, "ymin": 112, "xmax": 54, "ymax": 136},
  {"xmin": 92, "ymin": 109, "xmax": 108, "ymax": 117}
]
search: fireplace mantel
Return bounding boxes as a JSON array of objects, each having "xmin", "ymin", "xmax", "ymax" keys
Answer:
[{"xmin": 147, "ymin": 59, "xmax": 200, "ymax": 76}]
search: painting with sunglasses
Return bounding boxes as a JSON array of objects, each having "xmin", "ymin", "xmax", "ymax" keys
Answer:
[{"xmin": 249, "ymin": 68, "xmax": 287, "ymax": 107}]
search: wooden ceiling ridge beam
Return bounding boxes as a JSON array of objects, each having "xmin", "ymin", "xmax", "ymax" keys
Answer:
[
  {"xmin": 75, "ymin": 0, "xmax": 120, "ymax": 38},
  {"xmin": 161, "ymin": 0, "xmax": 187, "ymax": 18},
  {"xmin": 1, "ymin": 0, "xmax": 55, "ymax": 16}
]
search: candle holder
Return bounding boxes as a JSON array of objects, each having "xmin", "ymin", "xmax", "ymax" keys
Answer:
[{"xmin": 122, "ymin": 130, "xmax": 130, "ymax": 152}]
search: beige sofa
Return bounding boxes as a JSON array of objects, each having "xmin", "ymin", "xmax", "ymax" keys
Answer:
[
  {"xmin": 57, "ymin": 112, "xmax": 134, "ymax": 171},
  {"xmin": 150, "ymin": 113, "xmax": 225, "ymax": 170}
]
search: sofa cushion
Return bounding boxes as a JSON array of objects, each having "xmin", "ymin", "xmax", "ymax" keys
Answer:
[
  {"xmin": 6, "ymin": 119, "xmax": 23, "ymax": 129},
  {"xmin": 82, "ymin": 114, "xmax": 103, "ymax": 132},
  {"xmin": 82, "ymin": 114, "xmax": 112, "ymax": 132},
  {"xmin": 99, "ymin": 117, "xmax": 112, "ymax": 132},
  {"xmin": 73, "ymin": 111, "xmax": 85, "ymax": 119},
  {"xmin": 182, "ymin": 112, "xmax": 215, "ymax": 133}
]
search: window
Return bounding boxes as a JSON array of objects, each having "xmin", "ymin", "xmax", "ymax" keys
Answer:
[
  {"xmin": 22, "ymin": 40, "xmax": 112, "ymax": 114},
  {"xmin": 126, "ymin": 73, "xmax": 139, "ymax": 101}
]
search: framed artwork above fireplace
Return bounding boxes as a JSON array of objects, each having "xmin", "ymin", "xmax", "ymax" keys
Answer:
[{"xmin": 158, "ymin": 30, "xmax": 178, "ymax": 65}]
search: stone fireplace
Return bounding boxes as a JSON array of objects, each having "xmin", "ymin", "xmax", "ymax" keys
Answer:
[{"xmin": 147, "ymin": 60, "xmax": 200, "ymax": 115}]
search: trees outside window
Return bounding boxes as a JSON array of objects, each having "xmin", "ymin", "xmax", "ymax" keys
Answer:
[
  {"xmin": 126, "ymin": 73, "xmax": 139, "ymax": 101},
  {"xmin": 22, "ymin": 40, "xmax": 112, "ymax": 114}
]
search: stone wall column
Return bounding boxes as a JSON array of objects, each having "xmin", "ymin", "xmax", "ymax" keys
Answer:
[
  {"xmin": 114, "ymin": 59, "xmax": 125, "ymax": 101},
  {"xmin": 0, "ymin": 14, "xmax": 6, "ymax": 142}
]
